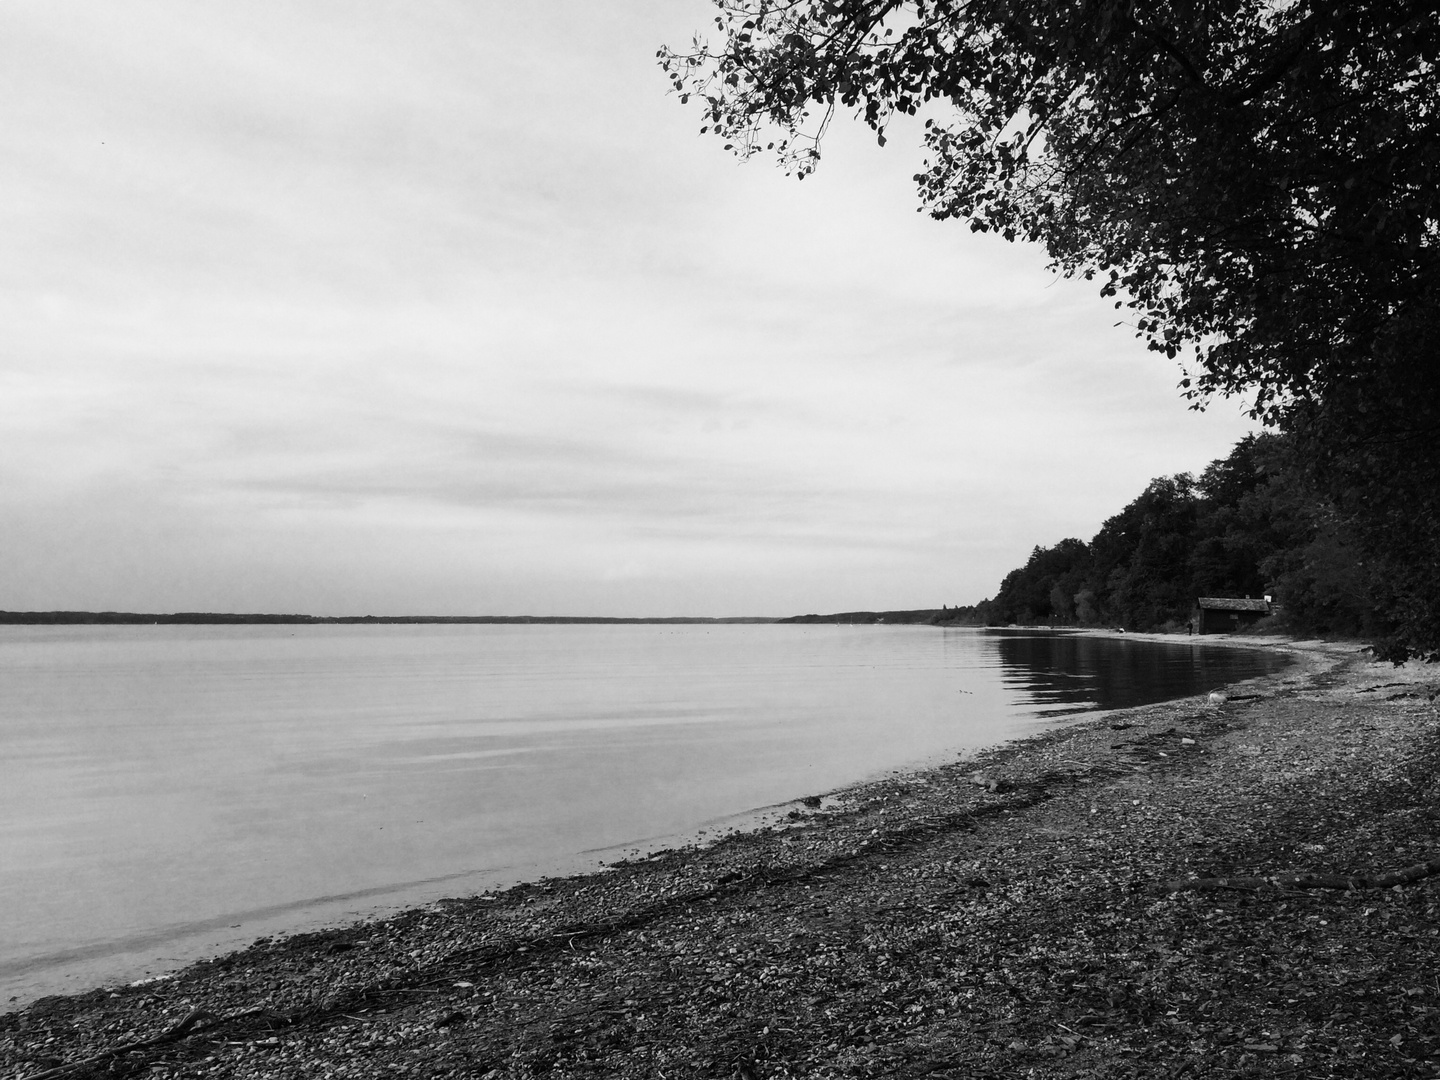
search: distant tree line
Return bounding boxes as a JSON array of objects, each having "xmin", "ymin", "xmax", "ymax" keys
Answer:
[
  {"xmin": 781, "ymin": 607, "xmax": 986, "ymax": 626},
  {"xmin": 975, "ymin": 433, "xmax": 1430, "ymax": 660},
  {"xmin": 0, "ymin": 613, "xmax": 776, "ymax": 626}
]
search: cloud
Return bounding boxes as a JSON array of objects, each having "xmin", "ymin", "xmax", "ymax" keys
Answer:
[{"xmin": 0, "ymin": 0, "xmax": 1258, "ymax": 616}]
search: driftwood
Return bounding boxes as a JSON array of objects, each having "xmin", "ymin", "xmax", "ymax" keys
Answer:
[
  {"xmin": 1165, "ymin": 856, "xmax": 1440, "ymax": 894},
  {"xmin": 16, "ymin": 1006, "xmax": 271, "ymax": 1080}
]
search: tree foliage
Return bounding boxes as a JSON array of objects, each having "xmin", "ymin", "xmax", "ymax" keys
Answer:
[
  {"xmin": 990, "ymin": 537, "xmax": 1092, "ymax": 626},
  {"xmin": 662, "ymin": 1, "xmax": 1440, "ymax": 658},
  {"xmin": 661, "ymin": 0, "xmax": 1438, "ymax": 415}
]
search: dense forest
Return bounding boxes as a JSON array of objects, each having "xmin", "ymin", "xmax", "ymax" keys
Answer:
[{"xmin": 972, "ymin": 432, "xmax": 1411, "ymax": 653}]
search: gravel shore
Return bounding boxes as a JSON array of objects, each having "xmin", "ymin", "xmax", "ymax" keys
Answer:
[{"xmin": 5, "ymin": 636, "xmax": 1439, "ymax": 1079}]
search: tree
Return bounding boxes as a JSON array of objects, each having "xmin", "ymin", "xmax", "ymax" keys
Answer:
[
  {"xmin": 989, "ymin": 538, "xmax": 1091, "ymax": 624},
  {"xmin": 662, "ymin": 1, "xmax": 1440, "ymax": 658},
  {"xmin": 1190, "ymin": 433, "xmax": 1284, "ymax": 600},
  {"xmin": 1088, "ymin": 474, "xmax": 1201, "ymax": 630}
]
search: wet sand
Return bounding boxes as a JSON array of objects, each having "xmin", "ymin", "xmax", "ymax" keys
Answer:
[{"xmin": 5, "ymin": 635, "xmax": 1439, "ymax": 1079}]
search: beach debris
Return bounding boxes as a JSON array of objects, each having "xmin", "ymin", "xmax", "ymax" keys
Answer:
[
  {"xmin": 966, "ymin": 771, "xmax": 1012, "ymax": 794},
  {"xmin": 1165, "ymin": 855, "xmax": 1440, "ymax": 894},
  {"xmin": 8, "ymin": 1006, "xmax": 272, "ymax": 1080}
]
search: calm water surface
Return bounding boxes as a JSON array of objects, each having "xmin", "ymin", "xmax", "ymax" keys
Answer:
[{"xmin": 0, "ymin": 624, "xmax": 1287, "ymax": 1006}]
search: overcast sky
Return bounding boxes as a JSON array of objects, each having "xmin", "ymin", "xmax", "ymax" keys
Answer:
[{"xmin": 0, "ymin": 1, "xmax": 1257, "ymax": 618}]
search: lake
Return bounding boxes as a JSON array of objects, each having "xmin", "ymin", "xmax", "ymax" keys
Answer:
[{"xmin": 0, "ymin": 623, "xmax": 1287, "ymax": 1007}]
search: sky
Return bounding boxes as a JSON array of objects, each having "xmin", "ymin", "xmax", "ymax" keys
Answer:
[{"xmin": 0, "ymin": 1, "xmax": 1259, "ymax": 618}]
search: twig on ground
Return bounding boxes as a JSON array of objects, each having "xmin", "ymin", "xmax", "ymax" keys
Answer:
[
  {"xmin": 1165, "ymin": 855, "xmax": 1440, "ymax": 893},
  {"xmin": 15, "ymin": 1006, "xmax": 272, "ymax": 1080}
]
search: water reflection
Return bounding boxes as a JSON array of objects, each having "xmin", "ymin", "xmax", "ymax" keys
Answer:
[{"xmin": 986, "ymin": 629, "xmax": 1289, "ymax": 715}]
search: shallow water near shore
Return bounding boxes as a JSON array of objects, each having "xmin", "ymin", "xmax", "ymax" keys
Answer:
[{"xmin": 0, "ymin": 623, "xmax": 1285, "ymax": 1006}]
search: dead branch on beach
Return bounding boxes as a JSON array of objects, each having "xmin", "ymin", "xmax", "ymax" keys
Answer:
[
  {"xmin": 1165, "ymin": 855, "xmax": 1440, "ymax": 894},
  {"xmin": 13, "ymin": 1006, "xmax": 275, "ymax": 1080}
]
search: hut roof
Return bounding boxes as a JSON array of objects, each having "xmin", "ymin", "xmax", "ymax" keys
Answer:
[{"xmin": 1196, "ymin": 597, "xmax": 1270, "ymax": 612}]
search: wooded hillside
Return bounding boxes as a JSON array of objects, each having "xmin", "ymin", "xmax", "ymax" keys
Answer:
[{"xmin": 977, "ymin": 433, "xmax": 1410, "ymax": 653}]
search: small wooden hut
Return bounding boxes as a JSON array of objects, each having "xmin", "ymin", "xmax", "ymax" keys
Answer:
[{"xmin": 1195, "ymin": 596, "xmax": 1272, "ymax": 634}]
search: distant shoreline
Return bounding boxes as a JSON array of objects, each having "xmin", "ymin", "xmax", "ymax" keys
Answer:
[
  {"xmin": 0, "ymin": 608, "xmax": 987, "ymax": 626},
  {"xmin": 0, "ymin": 611, "xmax": 778, "ymax": 626}
]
